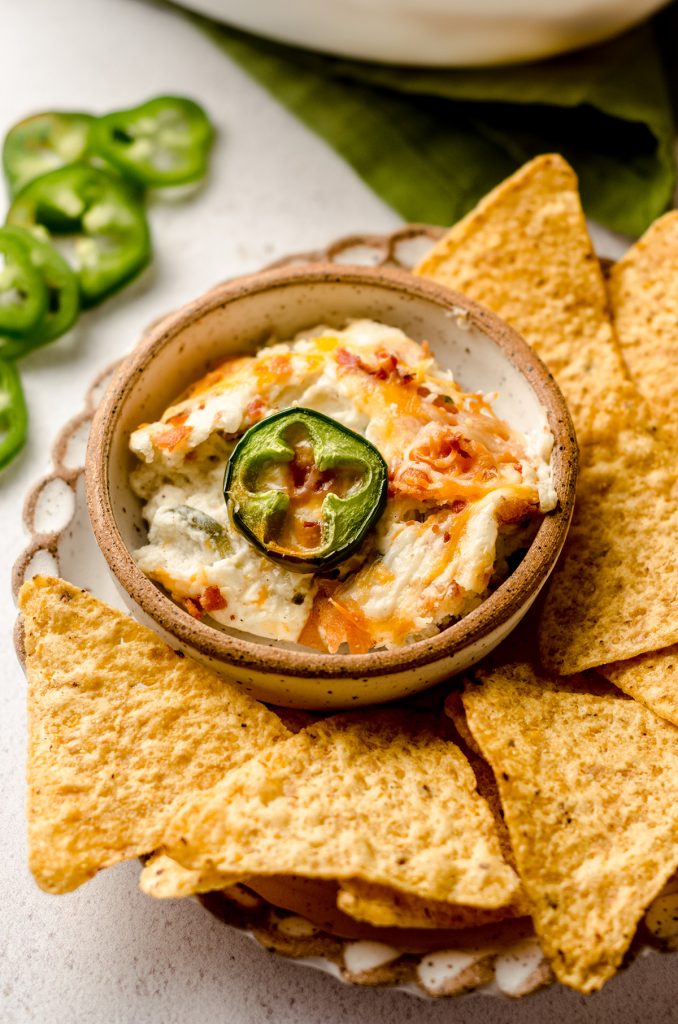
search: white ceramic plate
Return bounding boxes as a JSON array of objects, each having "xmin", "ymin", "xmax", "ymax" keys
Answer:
[{"xmin": 12, "ymin": 227, "xmax": 678, "ymax": 999}]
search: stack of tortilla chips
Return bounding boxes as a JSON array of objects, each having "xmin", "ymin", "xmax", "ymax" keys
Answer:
[{"xmin": 19, "ymin": 156, "xmax": 678, "ymax": 996}]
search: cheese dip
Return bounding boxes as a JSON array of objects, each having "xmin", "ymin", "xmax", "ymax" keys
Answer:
[{"xmin": 129, "ymin": 320, "xmax": 557, "ymax": 652}]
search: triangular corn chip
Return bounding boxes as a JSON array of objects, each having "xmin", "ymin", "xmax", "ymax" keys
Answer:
[
  {"xmin": 414, "ymin": 154, "xmax": 678, "ymax": 671},
  {"xmin": 607, "ymin": 211, "xmax": 678, "ymax": 430},
  {"xmin": 599, "ymin": 644, "xmax": 678, "ymax": 727},
  {"xmin": 538, "ymin": 425, "xmax": 678, "ymax": 672},
  {"xmin": 337, "ymin": 879, "xmax": 529, "ymax": 930},
  {"xmin": 415, "ymin": 154, "xmax": 629, "ymax": 445},
  {"xmin": 163, "ymin": 711, "xmax": 521, "ymax": 909},
  {"xmin": 20, "ymin": 576, "xmax": 289, "ymax": 893},
  {"xmin": 462, "ymin": 663, "xmax": 678, "ymax": 993},
  {"xmin": 139, "ymin": 852, "xmax": 244, "ymax": 899}
]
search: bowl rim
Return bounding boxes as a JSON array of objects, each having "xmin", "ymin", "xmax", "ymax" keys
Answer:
[{"xmin": 86, "ymin": 263, "xmax": 578, "ymax": 680}]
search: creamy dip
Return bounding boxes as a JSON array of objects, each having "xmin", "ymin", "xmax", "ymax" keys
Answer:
[{"xmin": 129, "ymin": 320, "xmax": 556, "ymax": 651}]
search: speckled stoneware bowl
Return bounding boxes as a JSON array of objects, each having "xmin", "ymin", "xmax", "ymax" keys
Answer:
[{"xmin": 86, "ymin": 264, "xmax": 577, "ymax": 709}]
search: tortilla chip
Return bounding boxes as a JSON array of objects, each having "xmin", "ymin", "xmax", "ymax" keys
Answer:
[
  {"xmin": 163, "ymin": 710, "xmax": 521, "ymax": 910},
  {"xmin": 20, "ymin": 576, "xmax": 289, "ymax": 894},
  {"xmin": 462, "ymin": 663, "xmax": 678, "ymax": 993},
  {"xmin": 415, "ymin": 153, "xmax": 629, "ymax": 445},
  {"xmin": 599, "ymin": 645, "xmax": 678, "ymax": 727},
  {"xmin": 538, "ymin": 427, "xmax": 678, "ymax": 672},
  {"xmin": 337, "ymin": 879, "xmax": 529, "ymax": 930},
  {"xmin": 139, "ymin": 852, "xmax": 244, "ymax": 899},
  {"xmin": 607, "ymin": 212, "xmax": 678, "ymax": 429}
]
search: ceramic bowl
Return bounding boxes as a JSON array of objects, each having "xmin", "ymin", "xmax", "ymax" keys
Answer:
[
  {"xmin": 86, "ymin": 264, "xmax": 577, "ymax": 709},
  {"xmin": 178, "ymin": 0, "xmax": 668, "ymax": 66}
]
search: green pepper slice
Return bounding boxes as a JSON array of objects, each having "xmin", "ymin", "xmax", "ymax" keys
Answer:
[
  {"xmin": 7, "ymin": 164, "xmax": 151, "ymax": 307},
  {"xmin": 2, "ymin": 112, "xmax": 94, "ymax": 197},
  {"xmin": 0, "ymin": 229, "xmax": 47, "ymax": 337},
  {"xmin": 0, "ymin": 226, "xmax": 80, "ymax": 359},
  {"xmin": 170, "ymin": 505, "xmax": 231, "ymax": 558},
  {"xmin": 225, "ymin": 408, "xmax": 388, "ymax": 573},
  {"xmin": 90, "ymin": 96, "xmax": 213, "ymax": 187},
  {"xmin": 0, "ymin": 358, "xmax": 28, "ymax": 470}
]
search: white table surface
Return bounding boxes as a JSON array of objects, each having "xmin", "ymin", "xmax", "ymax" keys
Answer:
[{"xmin": 2, "ymin": 1, "xmax": 676, "ymax": 1021}]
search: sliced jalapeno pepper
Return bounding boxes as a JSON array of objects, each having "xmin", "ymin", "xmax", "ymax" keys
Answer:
[
  {"xmin": 0, "ymin": 226, "xmax": 79, "ymax": 359},
  {"xmin": 225, "ymin": 408, "xmax": 388, "ymax": 573},
  {"xmin": 7, "ymin": 164, "xmax": 151, "ymax": 307},
  {"xmin": 2, "ymin": 111, "xmax": 94, "ymax": 197},
  {"xmin": 170, "ymin": 505, "xmax": 231, "ymax": 558},
  {"xmin": 0, "ymin": 228, "xmax": 47, "ymax": 337},
  {"xmin": 90, "ymin": 96, "xmax": 213, "ymax": 187},
  {"xmin": 0, "ymin": 358, "xmax": 28, "ymax": 470}
]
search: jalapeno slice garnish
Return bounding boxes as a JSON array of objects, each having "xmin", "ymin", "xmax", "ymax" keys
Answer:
[
  {"xmin": 225, "ymin": 408, "xmax": 388, "ymax": 573},
  {"xmin": 0, "ymin": 358, "xmax": 28, "ymax": 470},
  {"xmin": 90, "ymin": 96, "xmax": 213, "ymax": 187},
  {"xmin": 0, "ymin": 226, "xmax": 80, "ymax": 359},
  {"xmin": 7, "ymin": 164, "xmax": 151, "ymax": 307},
  {"xmin": 0, "ymin": 228, "xmax": 47, "ymax": 337},
  {"xmin": 2, "ymin": 112, "xmax": 94, "ymax": 197}
]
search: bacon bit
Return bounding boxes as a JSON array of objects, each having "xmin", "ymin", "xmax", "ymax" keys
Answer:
[
  {"xmin": 201, "ymin": 586, "xmax": 227, "ymax": 612},
  {"xmin": 183, "ymin": 597, "xmax": 204, "ymax": 619},
  {"xmin": 303, "ymin": 520, "xmax": 318, "ymax": 528},
  {"xmin": 336, "ymin": 347, "xmax": 361, "ymax": 368},
  {"xmin": 337, "ymin": 346, "xmax": 413, "ymax": 386},
  {"xmin": 443, "ymin": 532, "xmax": 451, "ymax": 543},
  {"xmin": 246, "ymin": 397, "xmax": 267, "ymax": 424},
  {"xmin": 450, "ymin": 499, "xmax": 468, "ymax": 514}
]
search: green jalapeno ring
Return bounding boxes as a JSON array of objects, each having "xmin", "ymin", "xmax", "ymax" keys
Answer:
[
  {"xmin": 0, "ymin": 358, "xmax": 28, "ymax": 470},
  {"xmin": 7, "ymin": 163, "xmax": 151, "ymax": 307},
  {"xmin": 0, "ymin": 229, "xmax": 48, "ymax": 338},
  {"xmin": 89, "ymin": 96, "xmax": 213, "ymax": 188},
  {"xmin": 0, "ymin": 226, "xmax": 80, "ymax": 359},
  {"xmin": 2, "ymin": 111, "xmax": 94, "ymax": 198},
  {"xmin": 224, "ymin": 407, "xmax": 388, "ymax": 573}
]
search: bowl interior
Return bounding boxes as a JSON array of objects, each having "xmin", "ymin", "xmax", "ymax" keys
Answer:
[
  {"xmin": 91, "ymin": 265, "xmax": 576, "ymax": 688},
  {"xmin": 109, "ymin": 273, "xmax": 555, "ymax": 598}
]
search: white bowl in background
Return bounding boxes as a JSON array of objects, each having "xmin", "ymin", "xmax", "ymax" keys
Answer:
[{"xmin": 177, "ymin": 0, "xmax": 667, "ymax": 66}]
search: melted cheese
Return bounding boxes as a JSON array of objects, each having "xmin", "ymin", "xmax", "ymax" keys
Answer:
[{"xmin": 129, "ymin": 320, "xmax": 556, "ymax": 648}]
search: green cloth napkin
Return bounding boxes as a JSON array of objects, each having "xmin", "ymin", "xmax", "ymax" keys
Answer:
[{"xmin": 185, "ymin": 5, "xmax": 676, "ymax": 236}]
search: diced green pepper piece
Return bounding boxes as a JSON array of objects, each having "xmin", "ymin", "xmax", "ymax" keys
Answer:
[
  {"xmin": 0, "ymin": 226, "xmax": 79, "ymax": 359},
  {"xmin": 90, "ymin": 96, "xmax": 213, "ymax": 187},
  {"xmin": 7, "ymin": 164, "xmax": 151, "ymax": 307},
  {"xmin": 225, "ymin": 408, "xmax": 388, "ymax": 573},
  {"xmin": 170, "ymin": 505, "xmax": 231, "ymax": 558},
  {"xmin": 0, "ymin": 229, "xmax": 47, "ymax": 337},
  {"xmin": 0, "ymin": 358, "xmax": 28, "ymax": 470},
  {"xmin": 2, "ymin": 111, "xmax": 94, "ymax": 197}
]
